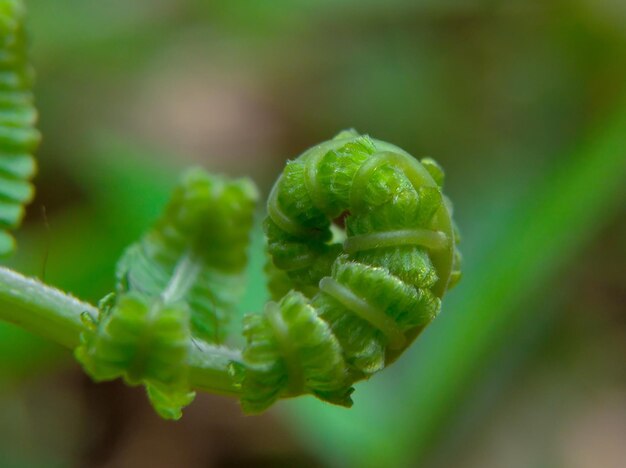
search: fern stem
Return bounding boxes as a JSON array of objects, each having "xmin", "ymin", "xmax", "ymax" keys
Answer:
[
  {"xmin": 161, "ymin": 250, "xmax": 201, "ymax": 304},
  {"xmin": 343, "ymin": 228, "xmax": 449, "ymax": 254},
  {"xmin": 187, "ymin": 340, "xmax": 242, "ymax": 396},
  {"xmin": 0, "ymin": 266, "xmax": 241, "ymax": 395},
  {"xmin": 0, "ymin": 266, "xmax": 96, "ymax": 348}
]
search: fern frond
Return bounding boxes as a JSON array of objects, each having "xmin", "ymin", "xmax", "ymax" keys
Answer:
[
  {"xmin": 76, "ymin": 168, "xmax": 258, "ymax": 418},
  {"xmin": 116, "ymin": 168, "xmax": 258, "ymax": 343},
  {"xmin": 240, "ymin": 129, "xmax": 461, "ymax": 411},
  {"xmin": 0, "ymin": 0, "xmax": 39, "ymax": 255}
]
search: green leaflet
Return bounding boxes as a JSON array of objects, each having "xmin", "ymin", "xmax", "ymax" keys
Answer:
[
  {"xmin": 116, "ymin": 168, "xmax": 258, "ymax": 343},
  {"xmin": 315, "ymin": 256, "xmax": 440, "ymax": 374},
  {"xmin": 237, "ymin": 290, "xmax": 352, "ymax": 414},
  {"xmin": 146, "ymin": 383, "xmax": 196, "ymax": 420},
  {"xmin": 76, "ymin": 292, "xmax": 194, "ymax": 414},
  {"xmin": 76, "ymin": 168, "xmax": 258, "ymax": 418},
  {"xmin": 0, "ymin": 0, "xmax": 39, "ymax": 255}
]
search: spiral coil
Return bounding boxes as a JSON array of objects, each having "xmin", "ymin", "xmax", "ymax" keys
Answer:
[{"xmin": 239, "ymin": 130, "xmax": 461, "ymax": 413}]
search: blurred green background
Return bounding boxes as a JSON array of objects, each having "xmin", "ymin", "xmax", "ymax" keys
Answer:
[{"xmin": 1, "ymin": 0, "xmax": 625, "ymax": 466}]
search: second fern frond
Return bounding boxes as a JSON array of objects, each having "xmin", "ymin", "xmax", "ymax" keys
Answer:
[{"xmin": 0, "ymin": 0, "xmax": 39, "ymax": 255}]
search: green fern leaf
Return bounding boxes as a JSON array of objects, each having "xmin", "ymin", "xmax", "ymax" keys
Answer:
[
  {"xmin": 0, "ymin": 0, "xmax": 39, "ymax": 255},
  {"xmin": 76, "ymin": 168, "xmax": 258, "ymax": 418},
  {"xmin": 116, "ymin": 168, "xmax": 258, "ymax": 343}
]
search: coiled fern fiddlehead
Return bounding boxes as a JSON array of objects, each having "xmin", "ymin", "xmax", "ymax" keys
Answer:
[{"xmin": 236, "ymin": 129, "xmax": 461, "ymax": 413}]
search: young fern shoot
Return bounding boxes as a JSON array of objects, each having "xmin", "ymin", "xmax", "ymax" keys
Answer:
[
  {"xmin": 237, "ymin": 130, "xmax": 461, "ymax": 413},
  {"xmin": 76, "ymin": 170, "xmax": 258, "ymax": 419},
  {"xmin": 73, "ymin": 130, "xmax": 461, "ymax": 417},
  {"xmin": 0, "ymin": 1, "xmax": 462, "ymax": 420},
  {"xmin": 0, "ymin": 131, "xmax": 461, "ymax": 419}
]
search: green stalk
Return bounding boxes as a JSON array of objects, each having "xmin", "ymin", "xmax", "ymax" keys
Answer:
[
  {"xmin": 0, "ymin": 266, "xmax": 241, "ymax": 395},
  {"xmin": 187, "ymin": 340, "xmax": 242, "ymax": 396},
  {"xmin": 0, "ymin": 266, "xmax": 95, "ymax": 349}
]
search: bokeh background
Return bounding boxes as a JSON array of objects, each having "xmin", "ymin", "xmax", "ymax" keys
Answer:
[{"xmin": 1, "ymin": 0, "xmax": 625, "ymax": 467}]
